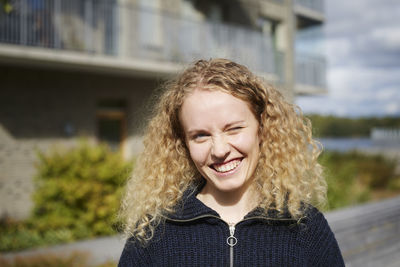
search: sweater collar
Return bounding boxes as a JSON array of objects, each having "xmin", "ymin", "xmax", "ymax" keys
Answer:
[
  {"xmin": 165, "ymin": 181, "xmax": 220, "ymax": 220},
  {"xmin": 164, "ymin": 181, "xmax": 267, "ymax": 221},
  {"xmin": 164, "ymin": 180, "xmax": 296, "ymax": 222}
]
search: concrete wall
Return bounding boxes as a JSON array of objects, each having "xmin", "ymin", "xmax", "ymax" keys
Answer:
[{"xmin": 0, "ymin": 65, "xmax": 158, "ymax": 219}]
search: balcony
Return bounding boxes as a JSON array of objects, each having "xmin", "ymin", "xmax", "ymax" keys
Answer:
[
  {"xmin": 294, "ymin": 0, "xmax": 324, "ymax": 28},
  {"xmin": 294, "ymin": 0, "xmax": 323, "ymax": 13},
  {"xmin": 295, "ymin": 24, "xmax": 326, "ymax": 94},
  {"xmin": 0, "ymin": 0, "xmax": 277, "ymax": 80},
  {"xmin": 295, "ymin": 54, "xmax": 326, "ymax": 95}
]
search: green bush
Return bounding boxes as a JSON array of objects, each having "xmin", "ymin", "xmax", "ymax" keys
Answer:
[
  {"xmin": 321, "ymin": 151, "xmax": 400, "ymax": 210},
  {"xmin": 0, "ymin": 141, "xmax": 133, "ymax": 252}
]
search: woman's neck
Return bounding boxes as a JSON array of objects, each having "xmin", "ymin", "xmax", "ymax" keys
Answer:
[{"xmin": 196, "ymin": 184, "xmax": 260, "ymax": 224}]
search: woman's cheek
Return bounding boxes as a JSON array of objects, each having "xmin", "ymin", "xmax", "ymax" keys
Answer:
[
  {"xmin": 230, "ymin": 133, "xmax": 246, "ymax": 150},
  {"xmin": 188, "ymin": 142, "xmax": 210, "ymax": 166}
]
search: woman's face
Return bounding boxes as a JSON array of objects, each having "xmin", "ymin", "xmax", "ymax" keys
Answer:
[{"xmin": 180, "ymin": 89, "xmax": 260, "ymax": 195}]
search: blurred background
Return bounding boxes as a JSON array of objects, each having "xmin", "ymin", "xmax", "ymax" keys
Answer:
[{"xmin": 0, "ymin": 0, "xmax": 399, "ymax": 266}]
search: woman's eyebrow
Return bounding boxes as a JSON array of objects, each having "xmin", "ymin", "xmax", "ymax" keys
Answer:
[
  {"xmin": 224, "ymin": 120, "xmax": 245, "ymax": 129},
  {"xmin": 187, "ymin": 129, "xmax": 208, "ymax": 136},
  {"xmin": 186, "ymin": 120, "xmax": 245, "ymax": 135}
]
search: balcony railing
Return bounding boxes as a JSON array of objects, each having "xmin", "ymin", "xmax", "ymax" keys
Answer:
[
  {"xmin": 295, "ymin": 54, "xmax": 326, "ymax": 89},
  {"xmin": 0, "ymin": 0, "xmax": 276, "ymax": 75},
  {"xmin": 294, "ymin": 0, "xmax": 324, "ymax": 13}
]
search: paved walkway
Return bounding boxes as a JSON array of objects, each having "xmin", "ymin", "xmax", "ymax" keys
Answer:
[
  {"xmin": 0, "ymin": 235, "xmax": 125, "ymax": 265},
  {"xmin": 326, "ymin": 195, "xmax": 400, "ymax": 267}
]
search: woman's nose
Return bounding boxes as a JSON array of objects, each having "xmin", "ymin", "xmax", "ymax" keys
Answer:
[{"xmin": 211, "ymin": 136, "xmax": 230, "ymax": 159}]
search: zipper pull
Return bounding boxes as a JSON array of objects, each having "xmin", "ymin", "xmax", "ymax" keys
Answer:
[{"xmin": 227, "ymin": 223, "xmax": 237, "ymax": 247}]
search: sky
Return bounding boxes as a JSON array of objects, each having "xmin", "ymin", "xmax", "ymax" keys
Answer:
[{"xmin": 295, "ymin": 0, "xmax": 400, "ymax": 117}]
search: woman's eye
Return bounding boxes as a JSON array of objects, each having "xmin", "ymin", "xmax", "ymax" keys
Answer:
[
  {"xmin": 193, "ymin": 133, "xmax": 209, "ymax": 140},
  {"xmin": 228, "ymin": 126, "xmax": 243, "ymax": 132}
]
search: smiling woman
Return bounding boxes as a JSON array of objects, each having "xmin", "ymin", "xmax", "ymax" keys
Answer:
[
  {"xmin": 180, "ymin": 89, "xmax": 261, "ymax": 224},
  {"xmin": 118, "ymin": 59, "xmax": 345, "ymax": 266}
]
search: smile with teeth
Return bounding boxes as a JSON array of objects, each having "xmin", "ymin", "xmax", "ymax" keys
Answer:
[{"xmin": 212, "ymin": 159, "xmax": 242, "ymax": 173}]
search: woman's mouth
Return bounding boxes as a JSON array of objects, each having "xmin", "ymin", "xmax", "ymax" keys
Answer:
[{"xmin": 212, "ymin": 159, "xmax": 242, "ymax": 173}]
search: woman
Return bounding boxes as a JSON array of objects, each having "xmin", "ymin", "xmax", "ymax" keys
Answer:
[{"xmin": 118, "ymin": 59, "xmax": 344, "ymax": 266}]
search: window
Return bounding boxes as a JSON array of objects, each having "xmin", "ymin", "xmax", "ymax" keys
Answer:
[{"xmin": 96, "ymin": 99, "xmax": 126, "ymax": 152}]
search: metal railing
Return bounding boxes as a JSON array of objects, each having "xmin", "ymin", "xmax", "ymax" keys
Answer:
[
  {"xmin": 294, "ymin": 0, "xmax": 324, "ymax": 13},
  {"xmin": 0, "ymin": 0, "xmax": 118, "ymax": 52},
  {"xmin": 0, "ymin": 0, "xmax": 276, "ymax": 75},
  {"xmin": 295, "ymin": 54, "xmax": 326, "ymax": 88}
]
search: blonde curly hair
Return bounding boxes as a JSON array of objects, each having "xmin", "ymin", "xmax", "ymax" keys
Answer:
[{"xmin": 120, "ymin": 58, "xmax": 326, "ymax": 243}]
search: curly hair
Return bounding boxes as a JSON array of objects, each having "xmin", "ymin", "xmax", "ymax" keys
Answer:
[{"xmin": 120, "ymin": 58, "xmax": 326, "ymax": 243}]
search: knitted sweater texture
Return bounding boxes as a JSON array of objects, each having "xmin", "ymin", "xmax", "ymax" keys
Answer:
[{"xmin": 118, "ymin": 187, "xmax": 345, "ymax": 267}]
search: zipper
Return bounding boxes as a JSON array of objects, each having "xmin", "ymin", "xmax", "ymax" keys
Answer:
[
  {"xmin": 164, "ymin": 214, "xmax": 298, "ymax": 267},
  {"xmin": 227, "ymin": 223, "xmax": 237, "ymax": 267}
]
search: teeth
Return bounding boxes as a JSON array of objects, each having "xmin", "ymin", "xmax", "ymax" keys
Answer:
[{"xmin": 214, "ymin": 160, "xmax": 241, "ymax": 173}]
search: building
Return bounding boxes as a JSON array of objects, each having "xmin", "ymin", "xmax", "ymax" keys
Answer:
[{"xmin": 0, "ymin": 0, "xmax": 325, "ymax": 219}]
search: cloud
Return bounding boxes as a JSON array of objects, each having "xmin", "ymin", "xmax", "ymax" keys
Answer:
[
  {"xmin": 371, "ymin": 27, "xmax": 400, "ymax": 51},
  {"xmin": 324, "ymin": 0, "xmax": 400, "ymax": 69},
  {"xmin": 386, "ymin": 102, "xmax": 400, "ymax": 114},
  {"xmin": 296, "ymin": 0, "xmax": 400, "ymax": 117},
  {"xmin": 375, "ymin": 86, "xmax": 400, "ymax": 101},
  {"xmin": 297, "ymin": 66, "xmax": 400, "ymax": 117},
  {"xmin": 325, "ymin": 38, "xmax": 352, "ymax": 66}
]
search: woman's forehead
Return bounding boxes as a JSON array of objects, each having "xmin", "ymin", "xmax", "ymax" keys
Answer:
[{"xmin": 180, "ymin": 90, "xmax": 257, "ymax": 130}]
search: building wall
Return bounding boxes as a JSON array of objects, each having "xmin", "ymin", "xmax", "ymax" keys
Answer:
[
  {"xmin": 0, "ymin": 0, "xmax": 324, "ymax": 220},
  {"xmin": 0, "ymin": 65, "xmax": 158, "ymax": 219}
]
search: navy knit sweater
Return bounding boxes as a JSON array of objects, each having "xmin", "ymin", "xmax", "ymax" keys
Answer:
[{"xmin": 118, "ymin": 187, "xmax": 344, "ymax": 267}]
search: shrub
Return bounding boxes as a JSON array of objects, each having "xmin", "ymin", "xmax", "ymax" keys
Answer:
[
  {"xmin": 320, "ymin": 151, "xmax": 399, "ymax": 210},
  {"xmin": 321, "ymin": 152, "xmax": 370, "ymax": 210},
  {"xmin": 0, "ymin": 141, "xmax": 133, "ymax": 252}
]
